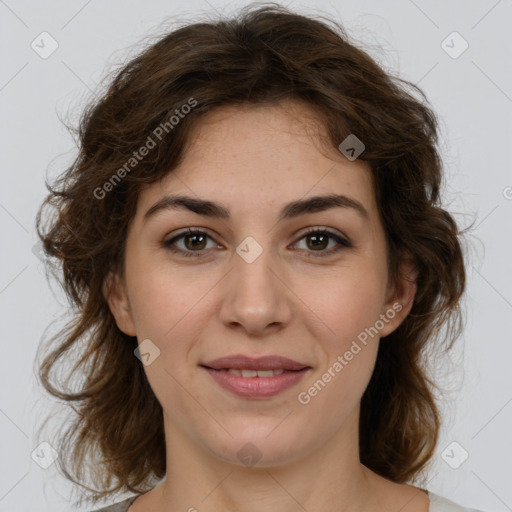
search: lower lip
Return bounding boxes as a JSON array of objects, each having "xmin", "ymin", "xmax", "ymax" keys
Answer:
[{"xmin": 202, "ymin": 367, "xmax": 309, "ymax": 398}]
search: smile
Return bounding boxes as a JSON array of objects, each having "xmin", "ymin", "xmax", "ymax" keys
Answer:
[
  {"xmin": 201, "ymin": 367, "xmax": 310, "ymax": 398},
  {"xmin": 223, "ymin": 368, "xmax": 284, "ymax": 377}
]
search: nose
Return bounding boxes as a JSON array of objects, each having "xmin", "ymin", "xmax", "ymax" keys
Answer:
[{"xmin": 218, "ymin": 240, "xmax": 292, "ymax": 337}]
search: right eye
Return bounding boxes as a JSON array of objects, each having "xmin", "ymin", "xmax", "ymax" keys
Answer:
[{"xmin": 163, "ymin": 228, "xmax": 220, "ymax": 258}]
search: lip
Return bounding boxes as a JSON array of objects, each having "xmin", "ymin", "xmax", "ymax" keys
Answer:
[
  {"xmin": 200, "ymin": 354, "xmax": 311, "ymax": 399},
  {"xmin": 201, "ymin": 354, "xmax": 309, "ymax": 371},
  {"xmin": 202, "ymin": 367, "xmax": 310, "ymax": 398}
]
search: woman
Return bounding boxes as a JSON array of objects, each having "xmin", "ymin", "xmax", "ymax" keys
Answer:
[{"xmin": 35, "ymin": 3, "xmax": 486, "ymax": 511}]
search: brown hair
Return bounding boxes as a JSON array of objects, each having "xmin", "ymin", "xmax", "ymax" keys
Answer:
[{"xmin": 35, "ymin": 2, "xmax": 469, "ymax": 508}]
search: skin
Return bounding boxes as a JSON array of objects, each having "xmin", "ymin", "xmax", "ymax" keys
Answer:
[{"xmin": 104, "ymin": 99, "xmax": 429, "ymax": 512}]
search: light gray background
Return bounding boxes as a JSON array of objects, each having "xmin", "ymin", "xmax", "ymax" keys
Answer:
[{"xmin": 1, "ymin": 1, "xmax": 511, "ymax": 511}]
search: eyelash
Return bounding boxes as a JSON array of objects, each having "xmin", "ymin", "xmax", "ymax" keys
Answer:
[{"xmin": 162, "ymin": 227, "xmax": 352, "ymax": 259}]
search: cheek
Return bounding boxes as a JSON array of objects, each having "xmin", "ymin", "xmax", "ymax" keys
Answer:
[
  {"xmin": 297, "ymin": 283, "xmax": 382, "ymax": 427},
  {"xmin": 303, "ymin": 264, "xmax": 387, "ymax": 348},
  {"xmin": 126, "ymin": 266, "xmax": 205, "ymax": 422},
  {"xmin": 126, "ymin": 257, "xmax": 200, "ymax": 339},
  {"xmin": 294, "ymin": 265, "xmax": 385, "ymax": 411},
  {"xmin": 125, "ymin": 261, "xmax": 212, "ymax": 381}
]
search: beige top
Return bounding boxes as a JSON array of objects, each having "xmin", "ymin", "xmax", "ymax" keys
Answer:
[
  {"xmin": 429, "ymin": 491, "xmax": 487, "ymax": 511},
  {"xmin": 90, "ymin": 490, "xmax": 488, "ymax": 511}
]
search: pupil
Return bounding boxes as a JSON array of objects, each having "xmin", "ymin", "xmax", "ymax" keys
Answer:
[
  {"xmin": 309, "ymin": 234, "xmax": 327, "ymax": 250},
  {"xmin": 186, "ymin": 234, "xmax": 206, "ymax": 250}
]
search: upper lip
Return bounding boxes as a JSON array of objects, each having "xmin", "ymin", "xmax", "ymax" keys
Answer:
[{"xmin": 201, "ymin": 354, "xmax": 310, "ymax": 371}]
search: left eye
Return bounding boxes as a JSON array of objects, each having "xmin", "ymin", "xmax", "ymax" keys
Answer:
[
  {"xmin": 294, "ymin": 228, "xmax": 352, "ymax": 256},
  {"xmin": 163, "ymin": 228, "xmax": 352, "ymax": 258}
]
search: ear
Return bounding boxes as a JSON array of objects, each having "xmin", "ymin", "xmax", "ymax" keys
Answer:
[
  {"xmin": 379, "ymin": 255, "xmax": 418, "ymax": 339},
  {"xmin": 102, "ymin": 271, "xmax": 137, "ymax": 336}
]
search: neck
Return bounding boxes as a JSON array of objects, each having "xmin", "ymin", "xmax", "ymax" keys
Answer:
[{"xmin": 155, "ymin": 410, "xmax": 382, "ymax": 512}]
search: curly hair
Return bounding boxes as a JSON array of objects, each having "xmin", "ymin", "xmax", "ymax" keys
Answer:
[{"xmin": 34, "ymin": 2, "xmax": 469, "ymax": 508}]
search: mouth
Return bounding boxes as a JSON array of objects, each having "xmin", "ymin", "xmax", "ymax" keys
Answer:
[
  {"xmin": 201, "ymin": 354, "xmax": 310, "ymax": 371},
  {"xmin": 211, "ymin": 368, "xmax": 288, "ymax": 377},
  {"xmin": 199, "ymin": 354, "xmax": 311, "ymax": 398}
]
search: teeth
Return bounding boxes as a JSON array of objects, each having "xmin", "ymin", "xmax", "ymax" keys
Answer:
[
  {"xmin": 255, "ymin": 370, "xmax": 275, "ymax": 377},
  {"xmin": 226, "ymin": 369, "xmax": 285, "ymax": 377}
]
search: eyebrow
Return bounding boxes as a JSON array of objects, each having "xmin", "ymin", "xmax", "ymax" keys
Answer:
[{"xmin": 143, "ymin": 193, "xmax": 369, "ymax": 224}]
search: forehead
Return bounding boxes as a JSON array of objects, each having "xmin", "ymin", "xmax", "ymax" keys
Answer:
[{"xmin": 135, "ymin": 100, "xmax": 377, "ymax": 224}]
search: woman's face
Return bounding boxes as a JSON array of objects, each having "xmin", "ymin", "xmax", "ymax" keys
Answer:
[{"xmin": 106, "ymin": 100, "xmax": 416, "ymax": 468}]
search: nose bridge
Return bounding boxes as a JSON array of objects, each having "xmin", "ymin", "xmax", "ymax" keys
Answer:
[
  {"xmin": 220, "ymin": 233, "xmax": 290, "ymax": 333},
  {"xmin": 233, "ymin": 233, "xmax": 277, "ymax": 299}
]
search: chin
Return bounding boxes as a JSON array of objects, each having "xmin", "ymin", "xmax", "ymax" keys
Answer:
[{"xmin": 208, "ymin": 427, "xmax": 309, "ymax": 469}]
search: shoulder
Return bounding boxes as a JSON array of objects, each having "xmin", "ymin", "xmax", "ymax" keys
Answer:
[
  {"xmin": 88, "ymin": 495, "xmax": 138, "ymax": 512},
  {"xmin": 427, "ymin": 490, "xmax": 489, "ymax": 512}
]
